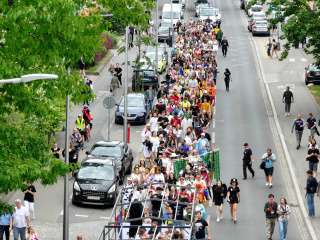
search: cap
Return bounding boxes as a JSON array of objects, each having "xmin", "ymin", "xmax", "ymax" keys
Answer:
[
  {"xmin": 156, "ymin": 187, "xmax": 163, "ymax": 191},
  {"xmin": 170, "ymin": 153, "xmax": 179, "ymax": 158},
  {"xmin": 127, "ymin": 178, "xmax": 132, "ymax": 181},
  {"xmin": 306, "ymin": 170, "xmax": 313, "ymax": 174},
  {"xmin": 201, "ymin": 133, "xmax": 205, "ymax": 136},
  {"xmin": 84, "ymin": 105, "xmax": 88, "ymax": 108},
  {"xmin": 243, "ymin": 143, "xmax": 249, "ymax": 146},
  {"xmin": 231, "ymin": 178, "xmax": 238, "ymax": 183},
  {"xmin": 78, "ymin": 114, "xmax": 82, "ymax": 117}
]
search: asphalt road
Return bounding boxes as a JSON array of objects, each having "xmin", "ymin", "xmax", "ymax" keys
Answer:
[{"xmin": 5, "ymin": 0, "xmax": 314, "ymax": 239}]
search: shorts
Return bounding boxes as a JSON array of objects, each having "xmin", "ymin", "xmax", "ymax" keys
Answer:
[
  {"xmin": 308, "ymin": 129, "xmax": 315, "ymax": 137},
  {"xmin": 309, "ymin": 162, "xmax": 318, "ymax": 172},
  {"xmin": 264, "ymin": 167, "xmax": 274, "ymax": 176}
]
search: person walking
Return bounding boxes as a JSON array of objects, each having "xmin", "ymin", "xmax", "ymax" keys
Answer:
[
  {"xmin": 145, "ymin": 85, "xmax": 155, "ymax": 108},
  {"xmin": 277, "ymin": 197, "xmax": 290, "ymax": 240},
  {"xmin": 194, "ymin": 211, "xmax": 211, "ymax": 240},
  {"xmin": 129, "ymin": 24, "xmax": 135, "ymax": 42},
  {"xmin": 220, "ymin": 36, "xmax": 229, "ymax": 57},
  {"xmin": 13, "ymin": 199, "xmax": 29, "ymax": 240},
  {"xmin": 227, "ymin": 178, "xmax": 240, "ymax": 223},
  {"xmin": 306, "ymin": 113, "xmax": 317, "ymax": 144},
  {"xmin": 114, "ymin": 63, "xmax": 123, "ymax": 86},
  {"xmin": 306, "ymin": 143, "xmax": 319, "ymax": 178},
  {"xmin": 22, "ymin": 182, "xmax": 36, "ymax": 219},
  {"xmin": 111, "ymin": 73, "xmax": 120, "ymax": 97},
  {"xmin": 242, "ymin": 143, "xmax": 255, "ymax": 180},
  {"xmin": 212, "ymin": 181, "xmax": 227, "ymax": 221},
  {"xmin": 271, "ymin": 39, "xmax": 278, "ymax": 58},
  {"xmin": 266, "ymin": 38, "xmax": 272, "ymax": 58},
  {"xmin": 282, "ymin": 86, "xmax": 294, "ymax": 116},
  {"xmin": 291, "ymin": 114, "xmax": 305, "ymax": 149},
  {"xmin": 222, "ymin": 68, "xmax": 232, "ymax": 91},
  {"xmin": 108, "ymin": 62, "xmax": 115, "ymax": 82},
  {"xmin": 25, "ymin": 226, "xmax": 39, "ymax": 240},
  {"xmin": 264, "ymin": 194, "xmax": 278, "ymax": 240},
  {"xmin": 0, "ymin": 213, "xmax": 13, "ymax": 240},
  {"xmin": 305, "ymin": 170, "xmax": 318, "ymax": 218},
  {"xmin": 261, "ymin": 148, "xmax": 276, "ymax": 188}
]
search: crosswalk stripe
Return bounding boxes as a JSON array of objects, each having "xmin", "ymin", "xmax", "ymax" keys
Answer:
[
  {"xmin": 212, "ymin": 132, "xmax": 215, "ymax": 143},
  {"xmin": 207, "ymin": 215, "xmax": 211, "ymax": 225},
  {"xmin": 212, "ymin": 119, "xmax": 215, "ymax": 128},
  {"xmin": 289, "ymin": 58, "xmax": 295, "ymax": 62},
  {"xmin": 301, "ymin": 58, "xmax": 307, "ymax": 62}
]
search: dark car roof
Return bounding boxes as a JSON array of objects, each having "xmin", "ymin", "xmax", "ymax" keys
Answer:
[
  {"xmin": 94, "ymin": 141, "xmax": 123, "ymax": 147},
  {"xmin": 83, "ymin": 158, "xmax": 116, "ymax": 166}
]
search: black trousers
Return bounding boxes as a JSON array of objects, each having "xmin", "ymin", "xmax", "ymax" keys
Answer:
[
  {"xmin": 118, "ymin": 75, "xmax": 122, "ymax": 85},
  {"xmin": 225, "ymin": 78, "xmax": 230, "ymax": 90},
  {"xmin": 0, "ymin": 225, "xmax": 10, "ymax": 240},
  {"xmin": 222, "ymin": 47, "xmax": 228, "ymax": 56},
  {"xmin": 243, "ymin": 160, "xmax": 254, "ymax": 178}
]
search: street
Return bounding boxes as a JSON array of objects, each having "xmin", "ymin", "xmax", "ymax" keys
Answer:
[{"xmin": 4, "ymin": 0, "xmax": 320, "ymax": 239}]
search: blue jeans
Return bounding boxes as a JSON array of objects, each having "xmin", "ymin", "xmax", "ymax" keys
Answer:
[
  {"xmin": 173, "ymin": 222, "xmax": 185, "ymax": 231},
  {"xmin": 149, "ymin": 100, "xmax": 153, "ymax": 108},
  {"xmin": 307, "ymin": 193, "xmax": 315, "ymax": 216},
  {"xmin": 13, "ymin": 227, "xmax": 26, "ymax": 240},
  {"xmin": 278, "ymin": 220, "xmax": 289, "ymax": 240}
]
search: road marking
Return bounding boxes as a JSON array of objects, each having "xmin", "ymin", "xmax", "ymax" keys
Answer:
[
  {"xmin": 118, "ymin": 129, "xmax": 123, "ymax": 132},
  {"xmin": 212, "ymin": 132, "xmax": 215, "ymax": 143},
  {"xmin": 212, "ymin": 119, "xmax": 215, "ymax": 128},
  {"xmin": 136, "ymin": 131, "xmax": 142, "ymax": 133},
  {"xmin": 207, "ymin": 215, "xmax": 211, "ymax": 225},
  {"xmin": 60, "ymin": 210, "xmax": 63, "ymax": 215},
  {"xmin": 100, "ymin": 217, "xmax": 111, "ymax": 219},
  {"xmin": 301, "ymin": 58, "xmax": 307, "ymax": 62},
  {"xmin": 258, "ymin": 41, "xmax": 268, "ymax": 59},
  {"xmin": 289, "ymin": 58, "xmax": 295, "ymax": 62},
  {"xmin": 69, "ymin": 194, "xmax": 73, "ymax": 200},
  {"xmin": 75, "ymin": 214, "xmax": 88, "ymax": 218},
  {"xmin": 208, "ymin": 196, "xmax": 213, "ymax": 207}
]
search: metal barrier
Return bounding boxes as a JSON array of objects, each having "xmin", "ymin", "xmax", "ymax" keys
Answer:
[{"xmin": 97, "ymin": 182, "xmax": 197, "ymax": 240}]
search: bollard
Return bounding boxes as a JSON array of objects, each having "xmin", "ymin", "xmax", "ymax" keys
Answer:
[{"xmin": 127, "ymin": 124, "xmax": 131, "ymax": 143}]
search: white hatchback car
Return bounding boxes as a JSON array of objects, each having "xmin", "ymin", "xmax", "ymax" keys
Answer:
[{"xmin": 248, "ymin": 5, "xmax": 263, "ymax": 17}]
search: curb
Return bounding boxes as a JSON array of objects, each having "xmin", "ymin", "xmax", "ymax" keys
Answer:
[{"xmin": 249, "ymin": 16, "xmax": 318, "ymax": 240}]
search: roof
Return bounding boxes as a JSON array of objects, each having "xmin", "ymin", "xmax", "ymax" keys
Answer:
[
  {"xmin": 127, "ymin": 93, "xmax": 146, "ymax": 98},
  {"xmin": 83, "ymin": 158, "xmax": 116, "ymax": 166},
  {"xmin": 94, "ymin": 140, "xmax": 122, "ymax": 146}
]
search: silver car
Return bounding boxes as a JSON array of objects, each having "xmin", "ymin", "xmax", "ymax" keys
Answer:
[
  {"xmin": 195, "ymin": 3, "xmax": 209, "ymax": 17},
  {"xmin": 157, "ymin": 27, "xmax": 170, "ymax": 42},
  {"xmin": 145, "ymin": 45, "xmax": 168, "ymax": 64},
  {"xmin": 252, "ymin": 20, "xmax": 270, "ymax": 36}
]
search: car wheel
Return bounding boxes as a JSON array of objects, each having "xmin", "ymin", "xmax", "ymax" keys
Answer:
[
  {"xmin": 305, "ymin": 79, "xmax": 309, "ymax": 85},
  {"xmin": 126, "ymin": 161, "xmax": 132, "ymax": 174}
]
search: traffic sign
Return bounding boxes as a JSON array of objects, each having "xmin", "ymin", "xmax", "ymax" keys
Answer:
[{"xmin": 103, "ymin": 97, "xmax": 116, "ymax": 109}]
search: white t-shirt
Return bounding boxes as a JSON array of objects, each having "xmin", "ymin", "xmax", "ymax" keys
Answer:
[
  {"xmin": 13, "ymin": 206, "xmax": 29, "ymax": 228},
  {"xmin": 153, "ymin": 173, "xmax": 165, "ymax": 187},
  {"xmin": 185, "ymin": 136, "xmax": 193, "ymax": 150},
  {"xmin": 150, "ymin": 117, "xmax": 159, "ymax": 132}
]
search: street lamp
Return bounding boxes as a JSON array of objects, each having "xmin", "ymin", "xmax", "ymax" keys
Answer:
[{"xmin": 0, "ymin": 74, "xmax": 58, "ymax": 84}]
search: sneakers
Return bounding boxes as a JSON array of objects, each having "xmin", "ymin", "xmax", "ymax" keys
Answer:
[
  {"xmin": 220, "ymin": 213, "xmax": 223, "ymax": 219},
  {"xmin": 269, "ymin": 183, "xmax": 273, "ymax": 188},
  {"xmin": 266, "ymin": 182, "xmax": 269, "ymax": 187},
  {"xmin": 217, "ymin": 217, "xmax": 220, "ymax": 222},
  {"xmin": 252, "ymin": 171, "xmax": 255, "ymax": 178}
]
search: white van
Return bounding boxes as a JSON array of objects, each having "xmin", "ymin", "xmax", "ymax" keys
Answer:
[
  {"xmin": 171, "ymin": 0, "xmax": 186, "ymax": 8},
  {"xmin": 160, "ymin": 3, "xmax": 184, "ymax": 26}
]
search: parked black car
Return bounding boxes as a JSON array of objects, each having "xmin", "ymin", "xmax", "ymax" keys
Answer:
[
  {"xmin": 305, "ymin": 64, "xmax": 320, "ymax": 85},
  {"xmin": 132, "ymin": 66, "xmax": 159, "ymax": 91},
  {"xmin": 72, "ymin": 159, "xmax": 119, "ymax": 206},
  {"xmin": 84, "ymin": 141, "xmax": 133, "ymax": 184}
]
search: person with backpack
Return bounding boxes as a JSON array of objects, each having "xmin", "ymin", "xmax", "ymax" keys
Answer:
[{"xmin": 304, "ymin": 170, "xmax": 318, "ymax": 218}]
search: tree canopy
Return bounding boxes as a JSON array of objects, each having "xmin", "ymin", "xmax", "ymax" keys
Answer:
[
  {"xmin": 0, "ymin": 0, "xmax": 155, "ymax": 215},
  {"xmin": 248, "ymin": 0, "xmax": 320, "ymax": 66}
]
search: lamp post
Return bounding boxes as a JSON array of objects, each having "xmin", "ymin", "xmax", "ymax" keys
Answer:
[
  {"xmin": 124, "ymin": 26, "xmax": 129, "ymax": 143},
  {"xmin": 155, "ymin": 0, "xmax": 159, "ymax": 78},
  {"xmin": 0, "ymin": 73, "xmax": 58, "ymax": 84}
]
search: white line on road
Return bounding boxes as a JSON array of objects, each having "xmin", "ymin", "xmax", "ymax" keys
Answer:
[
  {"xmin": 301, "ymin": 58, "xmax": 307, "ymax": 62},
  {"xmin": 118, "ymin": 130, "xmax": 123, "ymax": 132},
  {"xmin": 75, "ymin": 214, "xmax": 89, "ymax": 218},
  {"xmin": 207, "ymin": 215, "xmax": 211, "ymax": 225},
  {"xmin": 212, "ymin": 132, "xmax": 215, "ymax": 144},
  {"xmin": 60, "ymin": 210, "xmax": 63, "ymax": 215},
  {"xmin": 212, "ymin": 119, "xmax": 215, "ymax": 128},
  {"xmin": 100, "ymin": 217, "xmax": 111, "ymax": 219},
  {"xmin": 289, "ymin": 58, "xmax": 295, "ymax": 62},
  {"xmin": 209, "ymin": 197, "xmax": 213, "ymax": 207},
  {"xmin": 136, "ymin": 131, "xmax": 142, "ymax": 133}
]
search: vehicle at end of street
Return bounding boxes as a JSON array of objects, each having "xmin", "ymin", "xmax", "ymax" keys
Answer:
[
  {"xmin": 160, "ymin": 3, "xmax": 184, "ymax": 26},
  {"xmin": 244, "ymin": 0, "xmax": 251, "ymax": 14},
  {"xmin": 144, "ymin": 52, "xmax": 167, "ymax": 74},
  {"xmin": 252, "ymin": 20, "xmax": 270, "ymax": 36},
  {"xmin": 199, "ymin": 7, "xmax": 221, "ymax": 22},
  {"xmin": 171, "ymin": 0, "xmax": 186, "ymax": 8},
  {"xmin": 195, "ymin": 3, "xmax": 210, "ymax": 17},
  {"xmin": 72, "ymin": 159, "xmax": 119, "ymax": 206},
  {"xmin": 145, "ymin": 44, "xmax": 168, "ymax": 64},
  {"xmin": 131, "ymin": 65, "xmax": 159, "ymax": 91},
  {"xmin": 195, "ymin": 0, "xmax": 208, "ymax": 7},
  {"xmin": 240, "ymin": 0, "xmax": 250, "ymax": 10},
  {"xmin": 248, "ymin": 13, "xmax": 267, "ymax": 32},
  {"xmin": 115, "ymin": 93, "xmax": 151, "ymax": 124},
  {"xmin": 248, "ymin": 5, "xmax": 263, "ymax": 17},
  {"xmin": 305, "ymin": 64, "xmax": 320, "ymax": 85},
  {"xmin": 83, "ymin": 141, "xmax": 133, "ymax": 185}
]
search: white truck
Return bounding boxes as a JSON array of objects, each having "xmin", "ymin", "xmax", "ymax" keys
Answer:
[
  {"xmin": 199, "ymin": 7, "xmax": 221, "ymax": 22},
  {"xmin": 160, "ymin": 3, "xmax": 184, "ymax": 26}
]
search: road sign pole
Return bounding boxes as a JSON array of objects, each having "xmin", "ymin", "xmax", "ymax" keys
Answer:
[
  {"xmin": 124, "ymin": 26, "xmax": 128, "ymax": 143},
  {"xmin": 108, "ymin": 107, "xmax": 111, "ymax": 141},
  {"xmin": 103, "ymin": 97, "xmax": 116, "ymax": 141}
]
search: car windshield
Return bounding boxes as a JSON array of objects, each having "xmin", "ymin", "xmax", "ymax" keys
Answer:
[
  {"xmin": 90, "ymin": 146, "xmax": 122, "ymax": 157},
  {"xmin": 120, "ymin": 98, "xmax": 145, "ymax": 107},
  {"xmin": 78, "ymin": 163, "xmax": 114, "ymax": 181},
  {"xmin": 253, "ymin": 13, "xmax": 266, "ymax": 18},
  {"xmin": 159, "ymin": 27, "xmax": 169, "ymax": 32},
  {"xmin": 146, "ymin": 46, "xmax": 165, "ymax": 53},
  {"xmin": 161, "ymin": 23, "xmax": 171, "ymax": 28},
  {"xmin": 163, "ymin": 11, "xmax": 180, "ymax": 19},
  {"xmin": 309, "ymin": 65, "xmax": 320, "ymax": 71},
  {"xmin": 201, "ymin": 9, "xmax": 219, "ymax": 16},
  {"xmin": 252, "ymin": 6, "xmax": 262, "ymax": 11},
  {"xmin": 255, "ymin": 22, "xmax": 268, "ymax": 26},
  {"xmin": 145, "ymin": 54, "xmax": 162, "ymax": 61},
  {"xmin": 197, "ymin": 4, "xmax": 208, "ymax": 9},
  {"xmin": 196, "ymin": 0, "xmax": 208, "ymax": 3}
]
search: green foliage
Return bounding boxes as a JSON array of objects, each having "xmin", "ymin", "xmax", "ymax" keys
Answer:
[
  {"xmin": 0, "ymin": 0, "xmax": 156, "ymax": 214},
  {"xmin": 248, "ymin": 0, "xmax": 320, "ymax": 66},
  {"xmin": 104, "ymin": 31, "xmax": 121, "ymax": 47}
]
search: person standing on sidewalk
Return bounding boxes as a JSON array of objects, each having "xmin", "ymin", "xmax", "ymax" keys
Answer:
[
  {"xmin": 306, "ymin": 113, "xmax": 317, "ymax": 144},
  {"xmin": 305, "ymin": 170, "xmax": 318, "ymax": 218},
  {"xmin": 22, "ymin": 182, "xmax": 36, "ymax": 219},
  {"xmin": 114, "ymin": 63, "xmax": 123, "ymax": 86},
  {"xmin": 0, "ymin": 213, "xmax": 13, "ymax": 240},
  {"xmin": 13, "ymin": 199, "xmax": 29, "ymax": 240},
  {"xmin": 261, "ymin": 148, "xmax": 276, "ymax": 188},
  {"xmin": 111, "ymin": 73, "xmax": 120, "ymax": 96},
  {"xmin": 282, "ymin": 86, "xmax": 294, "ymax": 116},
  {"xmin": 306, "ymin": 144, "xmax": 319, "ymax": 178},
  {"xmin": 145, "ymin": 85, "xmax": 155, "ymax": 108},
  {"xmin": 277, "ymin": 197, "xmax": 290, "ymax": 240},
  {"xmin": 220, "ymin": 36, "xmax": 229, "ymax": 57},
  {"xmin": 264, "ymin": 194, "xmax": 278, "ymax": 240},
  {"xmin": 242, "ymin": 143, "xmax": 255, "ymax": 180},
  {"xmin": 271, "ymin": 39, "xmax": 278, "ymax": 58},
  {"xmin": 291, "ymin": 114, "xmax": 305, "ymax": 149}
]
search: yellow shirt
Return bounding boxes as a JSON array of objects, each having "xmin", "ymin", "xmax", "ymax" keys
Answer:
[{"xmin": 201, "ymin": 102, "xmax": 211, "ymax": 113}]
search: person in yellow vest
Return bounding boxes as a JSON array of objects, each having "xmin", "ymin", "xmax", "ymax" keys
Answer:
[
  {"xmin": 74, "ymin": 114, "xmax": 85, "ymax": 146},
  {"xmin": 180, "ymin": 98, "xmax": 191, "ymax": 111}
]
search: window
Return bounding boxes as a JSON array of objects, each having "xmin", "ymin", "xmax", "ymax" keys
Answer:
[
  {"xmin": 120, "ymin": 98, "xmax": 145, "ymax": 107},
  {"xmin": 90, "ymin": 146, "xmax": 122, "ymax": 157},
  {"xmin": 78, "ymin": 164, "xmax": 115, "ymax": 181}
]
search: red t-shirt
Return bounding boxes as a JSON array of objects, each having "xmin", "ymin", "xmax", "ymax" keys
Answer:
[{"xmin": 171, "ymin": 117, "xmax": 181, "ymax": 127}]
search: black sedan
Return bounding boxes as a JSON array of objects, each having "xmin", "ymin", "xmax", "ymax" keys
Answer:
[
  {"xmin": 84, "ymin": 141, "xmax": 133, "ymax": 184},
  {"xmin": 72, "ymin": 159, "xmax": 119, "ymax": 206},
  {"xmin": 305, "ymin": 64, "xmax": 320, "ymax": 85}
]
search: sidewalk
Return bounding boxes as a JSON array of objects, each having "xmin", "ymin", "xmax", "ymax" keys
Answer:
[{"xmin": 253, "ymin": 32, "xmax": 320, "ymax": 239}]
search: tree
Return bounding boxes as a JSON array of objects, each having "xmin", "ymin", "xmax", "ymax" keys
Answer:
[
  {"xmin": 0, "ymin": 0, "xmax": 156, "ymax": 215},
  {"xmin": 248, "ymin": 0, "xmax": 320, "ymax": 66}
]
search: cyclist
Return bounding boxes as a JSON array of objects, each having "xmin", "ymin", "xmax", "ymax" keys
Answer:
[{"xmin": 74, "ymin": 114, "xmax": 85, "ymax": 148}]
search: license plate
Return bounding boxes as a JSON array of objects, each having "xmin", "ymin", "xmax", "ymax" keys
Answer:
[
  {"xmin": 258, "ymin": 28, "xmax": 266, "ymax": 31},
  {"xmin": 87, "ymin": 196, "xmax": 100, "ymax": 200},
  {"xmin": 128, "ymin": 117, "xmax": 135, "ymax": 120}
]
